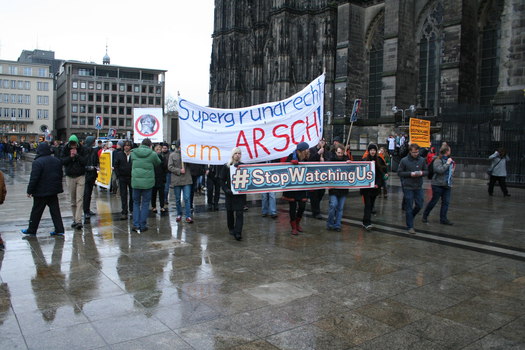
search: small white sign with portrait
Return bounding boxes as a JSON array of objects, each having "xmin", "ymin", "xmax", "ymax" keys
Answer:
[{"xmin": 133, "ymin": 108, "xmax": 163, "ymax": 143}]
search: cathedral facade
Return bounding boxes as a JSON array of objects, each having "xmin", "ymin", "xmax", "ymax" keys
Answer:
[{"xmin": 209, "ymin": 0, "xmax": 524, "ymax": 179}]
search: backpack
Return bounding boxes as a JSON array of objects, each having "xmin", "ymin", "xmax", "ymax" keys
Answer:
[{"xmin": 427, "ymin": 157, "xmax": 437, "ymax": 179}]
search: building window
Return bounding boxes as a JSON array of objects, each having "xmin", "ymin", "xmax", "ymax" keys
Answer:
[
  {"xmin": 112, "ymin": 83, "xmax": 117, "ymax": 91},
  {"xmin": 104, "ymin": 94, "xmax": 109, "ymax": 103},
  {"xmin": 17, "ymin": 81, "xmax": 24, "ymax": 89},
  {"xmin": 80, "ymin": 93, "xmax": 86, "ymax": 101},
  {"xmin": 126, "ymin": 119, "xmax": 131, "ymax": 127},
  {"xmin": 119, "ymin": 84, "xmax": 125, "ymax": 92},
  {"xmin": 119, "ymin": 95, "xmax": 124, "ymax": 103},
  {"xmin": 37, "ymin": 82, "xmax": 49, "ymax": 91},
  {"xmin": 417, "ymin": 2, "xmax": 443, "ymax": 116},
  {"xmin": 80, "ymin": 105, "xmax": 86, "ymax": 113},
  {"xmin": 104, "ymin": 82, "xmax": 110, "ymax": 90},
  {"xmin": 72, "ymin": 105, "xmax": 78, "ymax": 113},
  {"xmin": 126, "ymin": 107, "xmax": 132, "ymax": 115},
  {"xmin": 25, "ymin": 109, "xmax": 31, "ymax": 118},
  {"xmin": 72, "ymin": 93, "xmax": 78, "ymax": 101},
  {"xmin": 111, "ymin": 107, "xmax": 116, "ymax": 114},
  {"xmin": 72, "ymin": 81, "xmax": 78, "ymax": 89},
  {"xmin": 103, "ymin": 106, "xmax": 109, "ymax": 114},
  {"xmin": 2, "ymin": 80, "xmax": 9, "ymax": 88},
  {"xmin": 80, "ymin": 82, "xmax": 86, "ymax": 89},
  {"xmin": 96, "ymin": 83, "xmax": 102, "ymax": 90},
  {"xmin": 111, "ymin": 118, "xmax": 117, "ymax": 126},
  {"xmin": 88, "ymin": 117, "xmax": 94, "ymax": 125},
  {"xmin": 127, "ymin": 84, "xmax": 132, "ymax": 92},
  {"xmin": 25, "ymin": 81, "xmax": 30, "ymax": 90},
  {"xmin": 88, "ymin": 93, "xmax": 94, "ymax": 102},
  {"xmin": 155, "ymin": 97, "xmax": 161, "ymax": 105},
  {"xmin": 134, "ymin": 85, "xmax": 140, "ymax": 93},
  {"xmin": 119, "ymin": 118, "xmax": 124, "ymax": 127},
  {"xmin": 88, "ymin": 82, "xmax": 94, "ymax": 89},
  {"xmin": 18, "ymin": 95, "xmax": 23, "ymax": 104},
  {"xmin": 25, "ymin": 95, "xmax": 30, "ymax": 104},
  {"xmin": 96, "ymin": 106, "xmax": 102, "ymax": 114},
  {"xmin": 10, "ymin": 80, "xmax": 16, "ymax": 89},
  {"xmin": 127, "ymin": 96, "xmax": 132, "ymax": 104},
  {"xmin": 80, "ymin": 117, "xmax": 86, "ymax": 125},
  {"xmin": 38, "ymin": 68, "xmax": 47, "ymax": 77},
  {"xmin": 9, "ymin": 66, "xmax": 18, "ymax": 75},
  {"xmin": 148, "ymin": 97, "xmax": 154, "ymax": 105},
  {"xmin": 111, "ymin": 95, "xmax": 117, "ymax": 103},
  {"xmin": 18, "ymin": 108, "xmax": 23, "ymax": 118},
  {"xmin": 96, "ymin": 94, "xmax": 101, "ymax": 102},
  {"xmin": 156, "ymin": 86, "xmax": 161, "ymax": 94},
  {"xmin": 148, "ymin": 86, "xmax": 154, "ymax": 94},
  {"xmin": 72, "ymin": 116, "xmax": 78, "ymax": 125},
  {"xmin": 78, "ymin": 68, "xmax": 94, "ymax": 76},
  {"xmin": 23, "ymin": 67, "xmax": 32, "ymax": 76}
]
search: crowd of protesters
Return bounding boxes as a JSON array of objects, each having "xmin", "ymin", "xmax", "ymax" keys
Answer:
[{"xmin": 0, "ymin": 132, "xmax": 512, "ymax": 250}]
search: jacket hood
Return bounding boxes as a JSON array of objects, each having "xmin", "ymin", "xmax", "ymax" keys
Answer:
[
  {"xmin": 69, "ymin": 134, "xmax": 79, "ymax": 143},
  {"xmin": 36, "ymin": 142, "xmax": 52, "ymax": 157},
  {"xmin": 85, "ymin": 136, "xmax": 95, "ymax": 147},
  {"xmin": 132, "ymin": 145, "xmax": 154, "ymax": 158}
]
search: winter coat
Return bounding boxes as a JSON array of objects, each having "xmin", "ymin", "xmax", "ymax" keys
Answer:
[
  {"xmin": 488, "ymin": 152, "xmax": 509, "ymax": 177},
  {"xmin": 282, "ymin": 152, "xmax": 308, "ymax": 202},
  {"xmin": 61, "ymin": 142, "xmax": 86, "ymax": 177},
  {"xmin": 168, "ymin": 150, "xmax": 193, "ymax": 187},
  {"xmin": 431, "ymin": 157, "xmax": 454, "ymax": 187},
  {"xmin": 220, "ymin": 163, "xmax": 247, "ymax": 211},
  {"xmin": 360, "ymin": 153, "xmax": 387, "ymax": 196},
  {"xmin": 130, "ymin": 145, "xmax": 161, "ymax": 189},
  {"xmin": 27, "ymin": 143, "xmax": 64, "ymax": 197},
  {"xmin": 0, "ymin": 170, "xmax": 6, "ymax": 205},
  {"xmin": 113, "ymin": 150, "xmax": 133, "ymax": 180},
  {"xmin": 188, "ymin": 163, "xmax": 206, "ymax": 177},
  {"xmin": 397, "ymin": 154, "xmax": 428, "ymax": 190},
  {"xmin": 153, "ymin": 153, "xmax": 168, "ymax": 187}
]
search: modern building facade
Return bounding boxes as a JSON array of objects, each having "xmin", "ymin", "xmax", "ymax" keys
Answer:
[
  {"xmin": 55, "ymin": 60, "xmax": 166, "ymax": 141},
  {"xmin": 0, "ymin": 59, "xmax": 55, "ymax": 142},
  {"xmin": 210, "ymin": 0, "xmax": 525, "ymax": 181}
]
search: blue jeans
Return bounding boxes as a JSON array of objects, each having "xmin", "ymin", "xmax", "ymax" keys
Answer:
[
  {"xmin": 327, "ymin": 195, "xmax": 346, "ymax": 229},
  {"xmin": 261, "ymin": 192, "xmax": 276, "ymax": 215},
  {"xmin": 164, "ymin": 173, "xmax": 171, "ymax": 203},
  {"xmin": 132, "ymin": 188, "xmax": 152, "ymax": 229},
  {"xmin": 423, "ymin": 185, "xmax": 451, "ymax": 222},
  {"xmin": 403, "ymin": 188, "xmax": 424, "ymax": 229},
  {"xmin": 174, "ymin": 184, "xmax": 192, "ymax": 218}
]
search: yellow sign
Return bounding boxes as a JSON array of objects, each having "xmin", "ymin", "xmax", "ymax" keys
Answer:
[
  {"xmin": 96, "ymin": 151, "xmax": 112, "ymax": 189},
  {"xmin": 409, "ymin": 118, "xmax": 431, "ymax": 147}
]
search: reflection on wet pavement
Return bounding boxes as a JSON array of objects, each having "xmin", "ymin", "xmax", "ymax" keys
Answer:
[{"xmin": 0, "ymin": 160, "xmax": 524, "ymax": 349}]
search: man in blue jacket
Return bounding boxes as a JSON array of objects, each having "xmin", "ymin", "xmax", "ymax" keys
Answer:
[
  {"xmin": 398, "ymin": 143, "xmax": 428, "ymax": 234},
  {"xmin": 22, "ymin": 142, "xmax": 65, "ymax": 236}
]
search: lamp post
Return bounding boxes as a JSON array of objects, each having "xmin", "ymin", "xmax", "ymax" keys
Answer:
[{"xmin": 392, "ymin": 105, "xmax": 416, "ymax": 125}]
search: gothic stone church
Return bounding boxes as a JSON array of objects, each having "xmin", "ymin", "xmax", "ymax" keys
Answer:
[{"xmin": 209, "ymin": 0, "xmax": 524, "ymax": 169}]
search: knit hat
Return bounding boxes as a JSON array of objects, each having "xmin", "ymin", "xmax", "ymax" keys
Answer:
[
  {"xmin": 117, "ymin": 139, "xmax": 124, "ymax": 148},
  {"xmin": 333, "ymin": 136, "xmax": 342, "ymax": 143},
  {"xmin": 85, "ymin": 136, "xmax": 95, "ymax": 147},
  {"xmin": 367, "ymin": 143, "xmax": 378, "ymax": 152},
  {"xmin": 296, "ymin": 142, "xmax": 309, "ymax": 152},
  {"xmin": 68, "ymin": 134, "xmax": 79, "ymax": 144}
]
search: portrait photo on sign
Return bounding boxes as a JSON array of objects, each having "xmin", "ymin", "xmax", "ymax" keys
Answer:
[{"xmin": 135, "ymin": 114, "xmax": 159, "ymax": 136}]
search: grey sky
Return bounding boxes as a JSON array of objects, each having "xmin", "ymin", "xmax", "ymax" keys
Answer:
[{"xmin": 0, "ymin": 0, "xmax": 214, "ymax": 106}]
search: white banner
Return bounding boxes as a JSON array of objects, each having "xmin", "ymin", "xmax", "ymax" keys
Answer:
[
  {"xmin": 133, "ymin": 108, "xmax": 163, "ymax": 143},
  {"xmin": 177, "ymin": 74, "xmax": 325, "ymax": 165}
]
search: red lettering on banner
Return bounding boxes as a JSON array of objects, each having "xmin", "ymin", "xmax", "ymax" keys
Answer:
[
  {"xmin": 273, "ymin": 124, "xmax": 290, "ymax": 151},
  {"xmin": 305, "ymin": 111, "xmax": 319, "ymax": 140},
  {"xmin": 236, "ymin": 130, "xmax": 253, "ymax": 159},
  {"xmin": 291, "ymin": 120, "xmax": 305, "ymax": 144},
  {"xmin": 253, "ymin": 128, "xmax": 270, "ymax": 157}
]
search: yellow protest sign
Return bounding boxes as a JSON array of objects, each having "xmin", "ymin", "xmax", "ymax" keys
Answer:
[
  {"xmin": 96, "ymin": 151, "xmax": 113, "ymax": 189},
  {"xmin": 409, "ymin": 118, "xmax": 431, "ymax": 147}
]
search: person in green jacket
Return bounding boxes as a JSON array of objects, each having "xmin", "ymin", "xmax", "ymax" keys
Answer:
[{"xmin": 130, "ymin": 138, "xmax": 160, "ymax": 232}]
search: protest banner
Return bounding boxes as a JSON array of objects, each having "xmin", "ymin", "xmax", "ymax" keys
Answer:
[
  {"xmin": 229, "ymin": 161, "xmax": 375, "ymax": 195},
  {"xmin": 409, "ymin": 118, "xmax": 431, "ymax": 147},
  {"xmin": 177, "ymin": 74, "xmax": 325, "ymax": 165},
  {"xmin": 133, "ymin": 108, "xmax": 163, "ymax": 143},
  {"xmin": 96, "ymin": 151, "xmax": 112, "ymax": 189}
]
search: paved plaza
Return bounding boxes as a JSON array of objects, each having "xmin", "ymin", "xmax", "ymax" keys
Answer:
[{"xmin": 1, "ymin": 159, "xmax": 524, "ymax": 350}]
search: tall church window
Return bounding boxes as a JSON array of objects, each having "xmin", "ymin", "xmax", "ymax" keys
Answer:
[
  {"xmin": 418, "ymin": 2, "xmax": 443, "ymax": 116},
  {"xmin": 367, "ymin": 17, "xmax": 384, "ymax": 119},
  {"xmin": 480, "ymin": 1, "xmax": 503, "ymax": 106}
]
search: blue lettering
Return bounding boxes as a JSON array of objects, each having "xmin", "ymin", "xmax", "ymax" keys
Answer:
[
  {"xmin": 273, "ymin": 102, "xmax": 283, "ymax": 116},
  {"xmin": 282, "ymin": 99, "xmax": 293, "ymax": 114},
  {"xmin": 250, "ymin": 108, "xmax": 262, "ymax": 121},
  {"xmin": 262, "ymin": 106, "xmax": 274, "ymax": 119},
  {"xmin": 303, "ymin": 92, "xmax": 312, "ymax": 106},
  {"xmin": 239, "ymin": 110, "xmax": 249, "ymax": 124},
  {"xmin": 178, "ymin": 99, "xmax": 190, "ymax": 120},
  {"xmin": 293, "ymin": 96, "xmax": 304, "ymax": 110},
  {"xmin": 224, "ymin": 113, "xmax": 235, "ymax": 127}
]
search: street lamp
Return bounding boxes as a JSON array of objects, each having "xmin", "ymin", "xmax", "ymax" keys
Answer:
[{"xmin": 392, "ymin": 105, "xmax": 416, "ymax": 125}]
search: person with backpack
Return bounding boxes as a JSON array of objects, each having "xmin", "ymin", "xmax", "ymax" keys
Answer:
[
  {"xmin": 488, "ymin": 148, "xmax": 511, "ymax": 197},
  {"xmin": 422, "ymin": 145, "xmax": 455, "ymax": 225}
]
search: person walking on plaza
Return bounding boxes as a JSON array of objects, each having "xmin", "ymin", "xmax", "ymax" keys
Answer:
[
  {"xmin": 308, "ymin": 138, "xmax": 327, "ymax": 219},
  {"xmin": 82, "ymin": 136, "xmax": 99, "ymax": 221},
  {"xmin": 130, "ymin": 138, "xmax": 160, "ymax": 232},
  {"xmin": 0, "ymin": 170, "xmax": 6, "ymax": 250},
  {"xmin": 282, "ymin": 142, "xmax": 310, "ymax": 235},
  {"xmin": 22, "ymin": 142, "xmax": 65, "ymax": 237},
  {"xmin": 206, "ymin": 164, "xmax": 223, "ymax": 211},
  {"xmin": 398, "ymin": 143, "xmax": 428, "ymax": 234},
  {"xmin": 161, "ymin": 143, "xmax": 171, "ymax": 209},
  {"xmin": 113, "ymin": 140, "xmax": 133, "ymax": 220},
  {"xmin": 168, "ymin": 140, "xmax": 193, "ymax": 223},
  {"xmin": 360, "ymin": 144, "xmax": 388, "ymax": 231},
  {"xmin": 423, "ymin": 145, "xmax": 455, "ymax": 225},
  {"xmin": 220, "ymin": 148, "xmax": 246, "ymax": 241},
  {"xmin": 488, "ymin": 148, "xmax": 511, "ymax": 197},
  {"xmin": 61, "ymin": 135, "xmax": 86, "ymax": 230},
  {"xmin": 326, "ymin": 145, "xmax": 350, "ymax": 231},
  {"xmin": 150, "ymin": 144, "xmax": 167, "ymax": 214}
]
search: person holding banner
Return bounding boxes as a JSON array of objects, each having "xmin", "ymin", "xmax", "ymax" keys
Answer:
[
  {"xmin": 308, "ymin": 139, "xmax": 327, "ymax": 219},
  {"xmin": 282, "ymin": 142, "xmax": 310, "ymax": 235},
  {"xmin": 168, "ymin": 140, "xmax": 193, "ymax": 223},
  {"xmin": 220, "ymin": 148, "xmax": 246, "ymax": 241},
  {"xmin": 326, "ymin": 145, "xmax": 350, "ymax": 232},
  {"xmin": 360, "ymin": 144, "xmax": 388, "ymax": 231}
]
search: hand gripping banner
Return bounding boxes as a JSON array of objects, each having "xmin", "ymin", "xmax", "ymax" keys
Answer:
[
  {"xmin": 229, "ymin": 161, "xmax": 376, "ymax": 195},
  {"xmin": 177, "ymin": 74, "xmax": 325, "ymax": 165}
]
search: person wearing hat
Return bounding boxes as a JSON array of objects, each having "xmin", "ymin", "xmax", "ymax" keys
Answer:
[
  {"xmin": 328, "ymin": 136, "xmax": 343, "ymax": 161},
  {"xmin": 282, "ymin": 142, "xmax": 310, "ymax": 235},
  {"xmin": 82, "ymin": 136, "xmax": 99, "ymax": 221},
  {"xmin": 60, "ymin": 134, "xmax": 87, "ymax": 229},
  {"xmin": 360, "ymin": 143, "xmax": 388, "ymax": 230},
  {"xmin": 308, "ymin": 138, "xmax": 327, "ymax": 219}
]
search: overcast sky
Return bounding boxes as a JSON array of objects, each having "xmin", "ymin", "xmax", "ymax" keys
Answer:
[{"xmin": 0, "ymin": 0, "xmax": 215, "ymax": 106}]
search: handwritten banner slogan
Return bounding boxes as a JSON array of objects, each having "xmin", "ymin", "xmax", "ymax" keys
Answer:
[
  {"xmin": 409, "ymin": 118, "xmax": 431, "ymax": 147},
  {"xmin": 177, "ymin": 74, "xmax": 325, "ymax": 165},
  {"xmin": 229, "ymin": 162, "xmax": 376, "ymax": 195}
]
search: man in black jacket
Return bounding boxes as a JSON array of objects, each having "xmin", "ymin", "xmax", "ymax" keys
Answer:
[
  {"xmin": 113, "ymin": 140, "xmax": 133, "ymax": 220},
  {"xmin": 61, "ymin": 135, "xmax": 86, "ymax": 229},
  {"xmin": 83, "ymin": 136, "xmax": 99, "ymax": 220},
  {"xmin": 22, "ymin": 142, "xmax": 65, "ymax": 236}
]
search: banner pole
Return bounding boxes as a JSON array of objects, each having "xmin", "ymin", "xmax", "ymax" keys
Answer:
[{"xmin": 345, "ymin": 120, "xmax": 354, "ymax": 148}]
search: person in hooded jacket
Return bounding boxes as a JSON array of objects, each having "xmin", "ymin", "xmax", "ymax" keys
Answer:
[
  {"xmin": 82, "ymin": 136, "xmax": 99, "ymax": 220},
  {"xmin": 113, "ymin": 140, "xmax": 133, "ymax": 220},
  {"xmin": 130, "ymin": 138, "xmax": 160, "ymax": 232},
  {"xmin": 21, "ymin": 142, "xmax": 65, "ymax": 236},
  {"xmin": 360, "ymin": 143, "xmax": 388, "ymax": 230},
  {"xmin": 61, "ymin": 135, "xmax": 86, "ymax": 229},
  {"xmin": 282, "ymin": 142, "xmax": 310, "ymax": 235}
]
